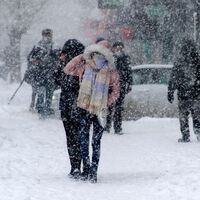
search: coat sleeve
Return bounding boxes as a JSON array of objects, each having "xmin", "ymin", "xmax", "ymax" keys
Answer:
[
  {"xmin": 168, "ymin": 62, "xmax": 179, "ymax": 95},
  {"xmin": 108, "ymin": 70, "xmax": 120, "ymax": 106},
  {"xmin": 63, "ymin": 54, "xmax": 85, "ymax": 78},
  {"xmin": 126, "ymin": 65, "xmax": 133, "ymax": 90}
]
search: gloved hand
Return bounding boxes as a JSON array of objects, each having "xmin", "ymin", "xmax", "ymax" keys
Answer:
[{"xmin": 167, "ymin": 92, "xmax": 174, "ymax": 103}]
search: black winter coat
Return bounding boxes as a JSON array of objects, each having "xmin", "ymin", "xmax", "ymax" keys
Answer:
[
  {"xmin": 54, "ymin": 39, "xmax": 85, "ymax": 117},
  {"xmin": 54, "ymin": 61, "xmax": 80, "ymax": 112},
  {"xmin": 168, "ymin": 39, "xmax": 200, "ymax": 100},
  {"xmin": 25, "ymin": 41, "xmax": 56, "ymax": 88},
  {"xmin": 114, "ymin": 53, "xmax": 133, "ymax": 97}
]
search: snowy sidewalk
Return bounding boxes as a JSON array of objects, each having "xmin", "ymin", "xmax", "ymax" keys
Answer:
[{"xmin": 1, "ymin": 81, "xmax": 200, "ymax": 200}]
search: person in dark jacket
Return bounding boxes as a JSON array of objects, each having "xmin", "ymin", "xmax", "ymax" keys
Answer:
[
  {"xmin": 168, "ymin": 38, "xmax": 200, "ymax": 142},
  {"xmin": 104, "ymin": 41, "xmax": 133, "ymax": 135},
  {"xmin": 25, "ymin": 28, "xmax": 55, "ymax": 118},
  {"xmin": 54, "ymin": 39, "xmax": 85, "ymax": 179}
]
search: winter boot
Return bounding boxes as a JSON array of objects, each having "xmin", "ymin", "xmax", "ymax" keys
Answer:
[
  {"xmin": 115, "ymin": 131, "xmax": 124, "ymax": 135},
  {"xmin": 89, "ymin": 168, "xmax": 97, "ymax": 183},
  {"xmin": 178, "ymin": 135, "xmax": 190, "ymax": 143},
  {"xmin": 194, "ymin": 129, "xmax": 200, "ymax": 142},
  {"xmin": 68, "ymin": 168, "xmax": 80, "ymax": 179},
  {"xmin": 104, "ymin": 127, "xmax": 110, "ymax": 134},
  {"xmin": 80, "ymin": 159, "xmax": 90, "ymax": 181},
  {"xmin": 80, "ymin": 171, "xmax": 89, "ymax": 181},
  {"xmin": 197, "ymin": 135, "xmax": 200, "ymax": 142},
  {"xmin": 29, "ymin": 105, "xmax": 35, "ymax": 112}
]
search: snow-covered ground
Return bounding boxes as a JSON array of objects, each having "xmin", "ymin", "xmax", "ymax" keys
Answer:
[{"xmin": 1, "ymin": 79, "xmax": 200, "ymax": 200}]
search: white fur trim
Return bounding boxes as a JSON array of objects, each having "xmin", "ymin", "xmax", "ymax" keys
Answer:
[{"xmin": 83, "ymin": 44, "xmax": 115, "ymax": 69}]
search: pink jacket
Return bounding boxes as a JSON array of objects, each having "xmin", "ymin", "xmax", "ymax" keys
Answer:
[{"xmin": 64, "ymin": 54, "xmax": 120, "ymax": 106}]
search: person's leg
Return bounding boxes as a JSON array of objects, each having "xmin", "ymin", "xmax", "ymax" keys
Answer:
[
  {"xmin": 29, "ymin": 86, "xmax": 37, "ymax": 111},
  {"xmin": 71, "ymin": 118, "xmax": 81, "ymax": 172},
  {"xmin": 178, "ymin": 100, "xmax": 190, "ymax": 142},
  {"xmin": 36, "ymin": 86, "xmax": 46, "ymax": 117},
  {"xmin": 61, "ymin": 111, "xmax": 81, "ymax": 178},
  {"xmin": 113, "ymin": 96, "xmax": 125, "ymax": 134},
  {"xmin": 45, "ymin": 86, "xmax": 54, "ymax": 115},
  {"xmin": 191, "ymin": 99, "xmax": 200, "ymax": 141},
  {"xmin": 79, "ymin": 110, "xmax": 92, "ymax": 179},
  {"xmin": 104, "ymin": 104, "xmax": 114, "ymax": 133},
  {"xmin": 90, "ymin": 115, "xmax": 104, "ymax": 183}
]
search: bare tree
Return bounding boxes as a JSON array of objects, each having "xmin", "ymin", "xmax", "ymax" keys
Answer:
[{"xmin": 1, "ymin": 0, "xmax": 49, "ymax": 82}]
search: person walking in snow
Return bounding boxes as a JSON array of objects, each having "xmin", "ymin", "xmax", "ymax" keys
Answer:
[
  {"xmin": 24, "ymin": 28, "xmax": 55, "ymax": 118},
  {"xmin": 64, "ymin": 41, "xmax": 120, "ymax": 183},
  {"xmin": 54, "ymin": 39, "xmax": 85, "ymax": 179},
  {"xmin": 168, "ymin": 38, "xmax": 200, "ymax": 142},
  {"xmin": 104, "ymin": 41, "xmax": 133, "ymax": 135}
]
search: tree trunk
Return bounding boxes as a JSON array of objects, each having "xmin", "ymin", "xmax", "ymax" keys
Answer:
[{"xmin": 7, "ymin": 28, "xmax": 22, "ymax": 83}]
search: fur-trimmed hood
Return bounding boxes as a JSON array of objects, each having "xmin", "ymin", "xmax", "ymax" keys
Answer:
[{"xmin": 83, "ymin": 44, "xmax": 115, "ymax": 69}]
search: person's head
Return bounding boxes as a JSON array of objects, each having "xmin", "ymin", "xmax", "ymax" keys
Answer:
[
  {"xmin": 84, "ymin": 44, "xmax": 115, "ymax": 70},
  {"xmin": 112, "ymin": 41, "xmax": 125, "ymax": 55},
  {"xmin": 42, "ymin": 28, "xmax": 53, "ymax": 42},
  {"xmin": 61, "ymin": 39, "xmax": 85, "ymax": 61}
]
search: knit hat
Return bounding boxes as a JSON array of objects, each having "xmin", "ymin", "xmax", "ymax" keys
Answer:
[{"xmin": 96, "ymin": 40, "xmax": 111, "ymax": 49}]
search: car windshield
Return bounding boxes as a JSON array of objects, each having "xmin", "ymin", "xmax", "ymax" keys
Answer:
[{"xmin": 132, "ymin": 68, "xmax": 171, "ymax": 85}]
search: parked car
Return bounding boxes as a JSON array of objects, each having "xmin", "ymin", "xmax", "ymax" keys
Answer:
[{"xmin": 124, "ymin": 64, "xmax": 178, "ymax": 120}]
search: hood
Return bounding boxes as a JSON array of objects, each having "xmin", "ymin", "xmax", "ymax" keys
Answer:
[
  {"xmin": 83, "ymin": 44, "xmax": 115, "ymax": 69},
  {"xmin": 61, "ymin": 39, "xmax": 85, "ymax": 54}
]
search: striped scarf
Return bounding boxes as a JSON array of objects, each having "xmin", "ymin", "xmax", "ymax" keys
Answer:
[{"xmin": 77, "ymin": 64, "xmax": 110, "ymax": 116}]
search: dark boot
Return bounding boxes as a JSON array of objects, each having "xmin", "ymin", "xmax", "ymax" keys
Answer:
[
  {"xmin": 197, "ymin": 135, "xmax": 200, "ymax": 142},
  {"xmin": 89, "ymin": 167, "xmax": 97, "ymax": 183},
  {"xmin": 68, "ymin": 168, "xmax": 80, "ymax": 179},
  {"xmin": 80, "ymin": 159, "xmax": 90, "ymax": 181},
  {"xmin": 178, "ymin": 135, "xmax": 190, "ymax": 143},
  {"xmin": 104, "ymin": 126, "xmax": 110, "ymax": 133}
]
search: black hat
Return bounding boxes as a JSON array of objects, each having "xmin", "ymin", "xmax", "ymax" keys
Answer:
[
  {"xmin": 112, "ymin": 41, "xmax": 124, "ymax": 48},
  {"xmin": 61, "ymin": 39, "xmax": 85, "ymax": 60},
  {"xmin": 42, "ymin": 28, "xmax": 53, "ymax": 37}
]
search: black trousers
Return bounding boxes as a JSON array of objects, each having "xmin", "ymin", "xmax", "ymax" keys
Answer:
[
  {"xmin": 178, "ymin": 99, "xmax": 200, "ymax": 138},
  {"xmin": 61, "ymin": 110, "xmax": 81, "ymax": 171},
  {"xmin": 105, "ymin": 95, "xmax": 125, "ymax": 133}
]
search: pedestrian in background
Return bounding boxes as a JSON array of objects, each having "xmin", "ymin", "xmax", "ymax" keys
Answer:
[
  {"xmin": 168, "ymin": 38, "xmax": 200, "ymax": 142},
  {"xmin": 104, "ymin": 41, "xmax": 133, "ymax": 135},
  {"xmin": 24, "ymin": 28, "xmax": 55, "ymax": 118}
]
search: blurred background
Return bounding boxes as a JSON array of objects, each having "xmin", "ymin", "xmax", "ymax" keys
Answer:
[{"xmin": 0, "ymin": 0, "xmax": 200, "ymax": 82}]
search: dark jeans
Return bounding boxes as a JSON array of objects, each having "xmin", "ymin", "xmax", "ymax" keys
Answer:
[
  {"xmin": 61, "ymin": 110, "xmax": 81, "ymax": 171},
  {"xmin": 79, "ymin": 109, "xmax": 104, "ymax": 173},
  {"xmin": 105, "ymin": 95, "xmax": 125, "ymax": 133},
  {"xmin": 178, "ymin": 99, "xmax": 200, "ymax": 138}
]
